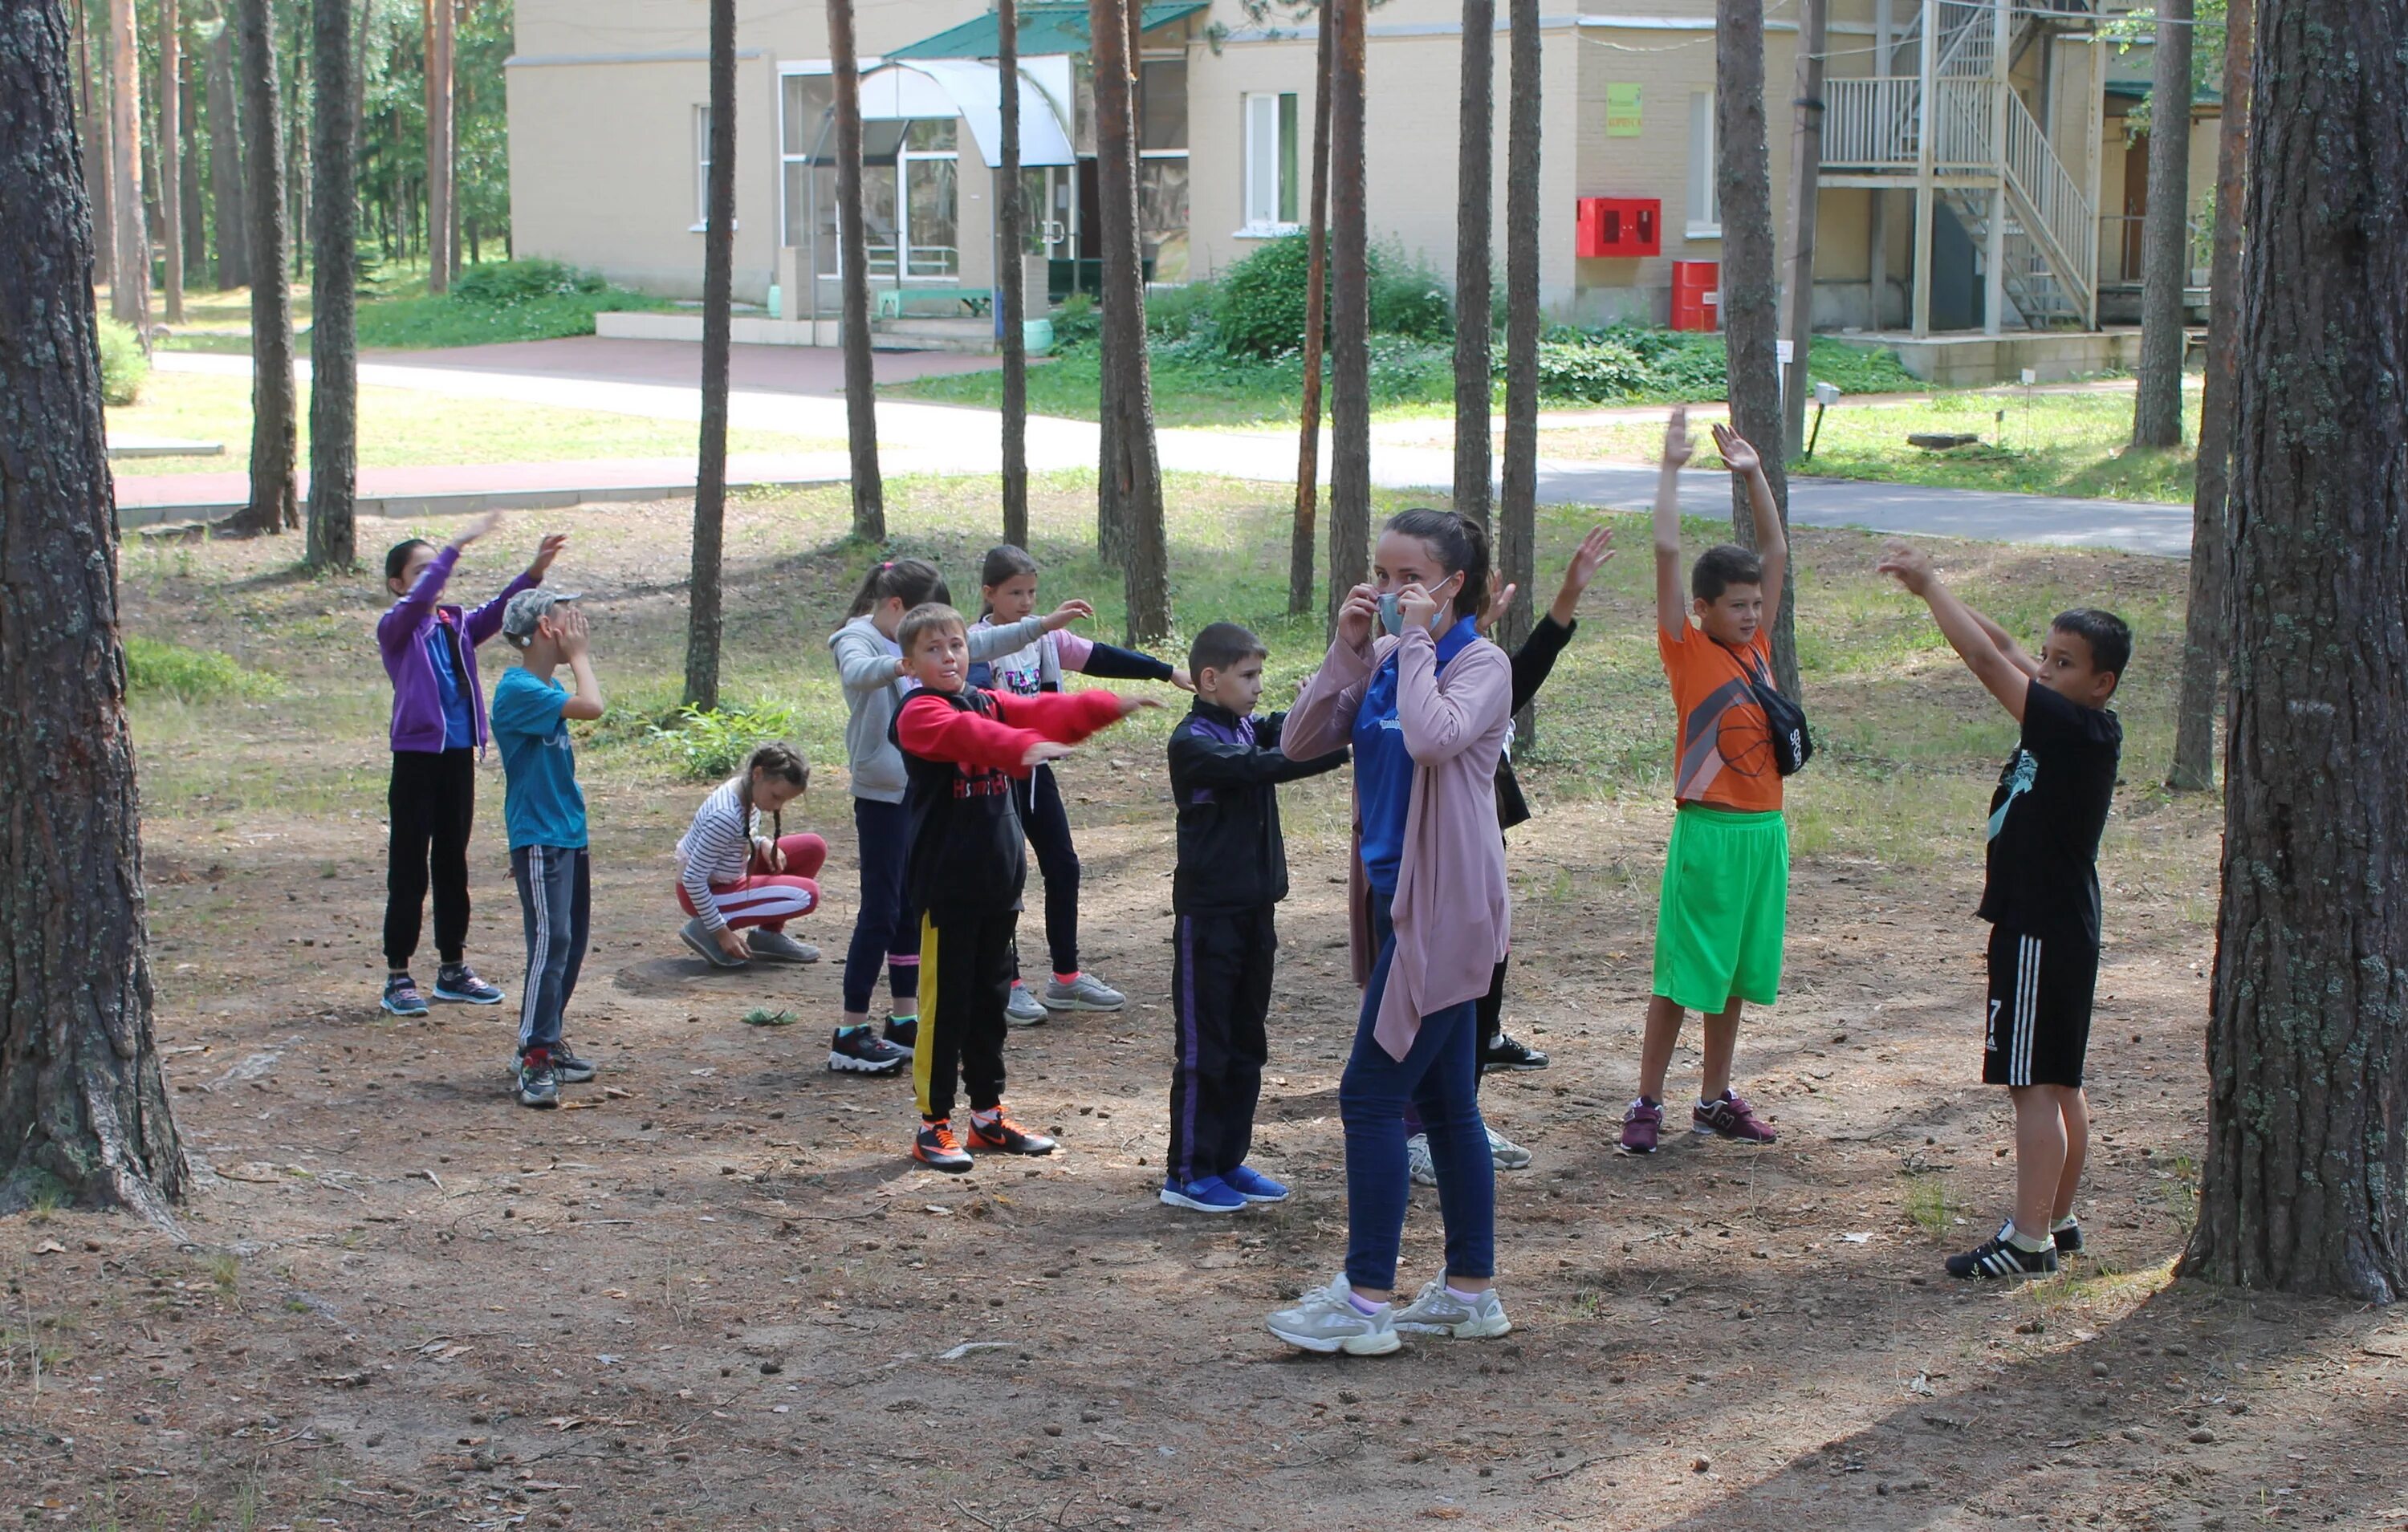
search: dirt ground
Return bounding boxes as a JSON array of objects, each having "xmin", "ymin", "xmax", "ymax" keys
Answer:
[{"xmin": 7, "ymin": 490, "xmax": 2407, "ymax": 1532}]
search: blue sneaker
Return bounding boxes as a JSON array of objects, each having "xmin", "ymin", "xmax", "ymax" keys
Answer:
[
  {"xmin": 380, "ymin": 973, "xmax": 429, "ymax": 1017},
  {"xmin": 1159, "ymin": 1175, "xmax": 1245, "ymax": 1213},
  {"xmin": 1221, "ymin": 1164, "xmax": 1290, "ymax": 1204}
]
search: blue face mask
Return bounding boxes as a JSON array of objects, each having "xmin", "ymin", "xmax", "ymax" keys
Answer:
[{"xmin": 1379, "ymin": 575, "xmax": 1462, "ymax": 636}]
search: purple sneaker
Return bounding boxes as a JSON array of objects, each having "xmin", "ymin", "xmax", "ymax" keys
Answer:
[
  {"xmin": 1617, "ymin": 1097, "xmax": 1664, "ymax": 1156},
  {"xmin": 1693, "ymin": 1090, "xmax": 1777, "ymax": 1144}
]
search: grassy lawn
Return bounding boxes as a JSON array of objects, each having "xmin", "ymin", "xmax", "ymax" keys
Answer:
[
  {"xmin": 1533, "ymin": 382, "xmax": 2203, "ymax": 502},
  {"xmin": 148, "ymin": 262, "xmax": 672, "ymax": 356},
  {"xmin": 106, "ymin": 367, "xmax": 843, "ymax": 475},
  {"xmin": 886, "ymin": 334, "xmax": 1918, "ymax": 432}
]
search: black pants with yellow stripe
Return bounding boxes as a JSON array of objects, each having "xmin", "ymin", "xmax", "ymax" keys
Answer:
[{"xmin": 913, "ymin": 901, "xmax": 1016, "ymax": 1121}]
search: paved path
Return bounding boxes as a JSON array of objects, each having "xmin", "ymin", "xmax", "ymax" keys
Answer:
[{"xmin": 139, "ymin": 347, "xmax": 2194, "ymax": 555}]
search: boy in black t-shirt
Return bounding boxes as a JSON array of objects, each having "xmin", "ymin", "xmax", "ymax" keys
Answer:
[{"xmin": 1878, "ymin": 541, "xmax": 2129, "ymax": 1280}]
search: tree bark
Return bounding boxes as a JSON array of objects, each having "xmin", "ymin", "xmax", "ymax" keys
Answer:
[
  {"xmin": 829, "ymin": 0, "xmax": 884, "ymax": 542},
  {"xmin": 230, "ymin": 0, "xmax": 295, "ymax": 535},
  {"xmin": 1780, "ymin": 0, "xmax": 1827, "ymax": 457},
  {"xmin": 1093, "ymin": 0, "xmax": 1169, "ymax": 643},
  {"xmin": 425, "ymin": 0, "xmax": 453, "ymax": 294},
  {"xmin": 997, "ymin": 0, "xmax": 1029, "ymax": 548},
  {"xmin": 205, "ymin": 17, "xmax": 247, "ymax": 291},
  {"xmin": 0, "ymin": 0, "xmax": 188, "ymax": 1221},
  {"xmin": 108, "ymin": 0, "xmax": 150, "ymax": 335},
  {"xmin": 2168, "ymin": 0, "xmax": 2251, "ymax": 792},
  {"xmin": 79, "ymin": 1, "xmax": 113, "ymax": 290},
  {"xmin": 684, "ymin": 0, "xmax": 738, "ymax": 712},
  {"xmin": 306, "ymin": 0, "xmax": 358, "ymax": 570},
  {"xmin": 1451, "ymin": 0, "xmax": 1494, "ymax": 529},
  {"xmin": 1714, "ymin": 0, "xmax": 1800, "ymax": 697},
  {"xmin": 2183, "ymin": 0, "xmax": 2408, "ymax": 1304},
  {"xmin": 2132, "ymin": 0, "xmax": 2194, "ymax": 449},
  {"xmin": 1497, "ymin": 0, "xmax": 1538, "ymax": 670},
  {"xmin": 1287, "ymin": 2, "xmax": 1336, "ymax": 618},
  {"xmin": 179, "ymin": 58, "xmax": 205, "ymax": 291},
  {"xmin": 158, "ymin": 0, "xmax": 184, "ymax": 325},
  {"xmin": 1324, "ymin": 0, "xmax": 1370, "ymax": 629}
]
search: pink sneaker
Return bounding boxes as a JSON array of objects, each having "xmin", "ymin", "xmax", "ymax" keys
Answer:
[
  {"xmin": 1693, "ymin": 1091, "xmax": 1776, "ymax": 1144},
  {"xmin": 1617, "ymin": 1098, "xmax": 1664, "ymax": 1156}
]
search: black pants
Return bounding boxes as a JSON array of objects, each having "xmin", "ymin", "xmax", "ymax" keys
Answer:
[
  {"xmin": 1167, "ymin": 905, "xmax": 1277, "ymax": 1184},
  {"xmin": 913, "ymin": 902, "xmax": 1017, "ymax": 1121},
  {"xmin": 1474, "ymin": 956, "xmax": 1511, "ymax": 1079},
  {"xmin": 384, "ymin": 748, "xmax": 476, "ymax": 969},
  {"xmin": 1009, "ymin": 766, "xmax": 1080, "ymax": 978}
]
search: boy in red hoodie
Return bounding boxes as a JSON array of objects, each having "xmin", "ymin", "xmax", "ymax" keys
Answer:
[{"xmin": 889, "ymin": 603, "xmax": 1153, "ymax": 1172}]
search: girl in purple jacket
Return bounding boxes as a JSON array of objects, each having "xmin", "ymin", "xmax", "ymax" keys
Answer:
[{"xmin": 376, "ymin": 511, "xmax": 563, "ymax": 1016}]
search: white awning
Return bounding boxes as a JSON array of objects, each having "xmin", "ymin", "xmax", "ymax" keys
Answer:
[{"xmin": 858, "ymin": 58, "xmax": 1077, "ymax": 168}]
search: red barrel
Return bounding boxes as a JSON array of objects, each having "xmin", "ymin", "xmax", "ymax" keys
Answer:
[{"xmin": 1671, "ymin": 259, "xmax": 1721, "ymax": 332}]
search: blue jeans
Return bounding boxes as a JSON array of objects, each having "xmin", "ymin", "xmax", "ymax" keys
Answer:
[
  {"xmin": 1341, "ymin": 900, "xmax": 1494, "ymax": 1291},
  {"xmin": 511, "ymin": 844, "xmax": 589, "ymax": 1056},
  {"xmin": 842, "ymin": 797, "xmax": 921, "ymax": 1014}
]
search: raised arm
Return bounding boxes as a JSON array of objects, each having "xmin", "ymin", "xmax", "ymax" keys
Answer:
[
  {"xmin": 1876, "ymin": 541, "xmax": 2029, "ymax": 721},
  {"xmin": 1280, "ymin": 584, "xmax": 1381, "ymax": 758},
  {"xmin": 1654, "ymin": 409, "xmax": 1695, "ymax": 639},
  {"xmin": 557, "ymin": 609, "xmax": 605, "ymax": 721},
  {"xmin": 1967, "ymin": 605, "xmax": 2041, "ymax": 679},
  {"xmin": 1711, "ymin": 423, "xmax": 1787, "ymax": 631}
]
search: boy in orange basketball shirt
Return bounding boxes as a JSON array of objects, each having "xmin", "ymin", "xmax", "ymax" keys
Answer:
[{"xmin": 1621, "ymin": 408, "xmax": 1792, "ymax": 1154}]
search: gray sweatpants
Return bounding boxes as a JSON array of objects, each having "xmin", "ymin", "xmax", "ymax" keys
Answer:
[{"xmin": 511, "ymin": 844, "xmax": 590, "ymax": 1056}]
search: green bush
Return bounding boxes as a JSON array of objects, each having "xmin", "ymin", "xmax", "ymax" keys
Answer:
[
  {"xmin": 648, "ymin": 701, "xmax": 799, "ymax": 781},
  {"xmin": 1051, "ymin": 291, "xmax": 1100, "ymax": 349},
  {"xmin": 97, "ymin": 316, "xmax": 148, "ymax": 406},
  {"xmin": 1213, "ymin": 235, "xmax": 1456, "ymax": 358},
  {"xmin": 1145, "ymin": 278, "xmax": 1216, "ymax": 340},
  {"xmin": 124, "ymin": 636, "xmax": 279, "ymax": 703},
  {"xmin": 449, "ymin": 258, "xmax": 607, "ymax": 305},
  {"xmin": 1368, "ymin": 245, "xmax": 1454, "ymax": 343}
]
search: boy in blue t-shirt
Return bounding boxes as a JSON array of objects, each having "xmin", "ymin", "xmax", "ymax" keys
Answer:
[{"xmin": 491, "ymin": 588, "xmax": 606, "ymax": 1108}]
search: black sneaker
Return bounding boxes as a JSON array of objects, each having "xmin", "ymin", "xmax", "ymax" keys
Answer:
[
  {"xmin": 828, "ymin": 1026, "xmax": 905, "ymax": 1075},
  {"xmin": 551, "ymin": 1039, "xmax": 598, "ymax": 1084},
  {"xmin": 882, "ymin": 1015, "xmax": 918, "ymax": 1056},
  {"xmin": 1946, "ymin": 1225, "xmax": 2060, "ymax": 1280},
  {"xmin": 515, "ymin": 1051, "xmax": 560, "ymax": 1109},
  {"xmin": 966, "ymin": 1108, "xmax": 1056, "ymax": 1156},
  {"xmin": 2052, "ymin": 1219, "xmax": 2083, "ymax": 1254},
  {"xmin": 912, "ymin": 1120, "xmax": 974, "ymax": 1173},
  {"xmin": 1481, "ymin": 1031, "xmax": 1550, "ymax": 1071}
]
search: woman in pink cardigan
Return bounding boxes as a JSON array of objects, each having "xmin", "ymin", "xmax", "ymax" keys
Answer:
[{"xmin": 1266, "ymin": 510, "xmax": 1515, "ymax": 1355}]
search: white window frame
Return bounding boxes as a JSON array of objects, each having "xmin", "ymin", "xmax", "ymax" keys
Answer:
[
  {"xmin": 775, "ymin": 59, "xmax": 875, "ymax": 260},
  {"xmin": 692, "ymin": 104, "xmax": 712, "ymax": 232},
  {"xmin": 1237, "ymin": 90, "xmax": 1299, "ymax": 238},
  {"xmin": 1687, "ymin": 91, "xmax": 1721, "ymax": 240}
]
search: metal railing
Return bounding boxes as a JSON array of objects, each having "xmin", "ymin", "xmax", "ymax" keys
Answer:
[
  {"xmin": 1823, "ymin": 77, "xmax": 1921, "ymax": 169},
  {"xmin": 2001, "ymin": 89, "xmax": 2096, "ymax": 302}
]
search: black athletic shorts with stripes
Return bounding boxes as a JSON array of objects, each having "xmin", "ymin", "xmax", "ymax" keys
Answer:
[{"xmin": 1983, "ymin": 924, "xmax": 2099, "ymax": 1089}]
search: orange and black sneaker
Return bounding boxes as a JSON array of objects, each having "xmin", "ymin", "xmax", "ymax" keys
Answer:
[
  {"xmin": 966, "ymin": 1107, "xmax": 1056, "ymax": 1157},
  {"xmin": 912, "ymin": 1119, "xmax": 974, "ymax": 1173}
]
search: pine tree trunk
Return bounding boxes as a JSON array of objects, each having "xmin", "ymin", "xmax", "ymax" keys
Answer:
[
  {"xmin": 1093, "ymin": 0, "xmax": 1169, "ymax": 643},
  {"xmin": 205, "ymin": 18, "xmax": 247, "ymax": 291},
  {"xmin": 1780, "ymin": 0, "xmax": 1827, "ymax": 457},
  {"xmin": 230, "ymin": 0, "xmax": 295, "ymax": 535},
  {"xmin": 179, "ymin": 61, "xmax": 205, "ymax": 290},
  {"xmin": 305, "ymin": 0, "xmax": 357, "ymax": 570},
  {"xmin": 1324, "ymin": 0, "xmax": 1370, "ymax": 629},
  {"xmin": 2168, "ymin": 0, "xmax": 2251, "ymax": 792},
  {"xmin": 0, "ymin": 2, "xmax": 188, "ymax": 1221},
  {"xmin": 1498, "ymin": 0, "xmax": 1540, "ymax": 701},
  {"xmin": 424, "ymin": 0, "xmax": 453, "ymax": 295},
  {"xmin": 108, "ymin": 0, "xmax": 151, "ymax": 335},
  {"xmin": 1714, "ymin": 0, "xmax": 1800, "ymax": 697},
  {"xmin": 2132, "ymin": 0, "xmax": 2194, "ymax": 449},
  {"xmin": 79, "ymin": 2, "xmax": 113, "ymax": 290},
  {"xmin": 2182, "ymin": 0, "xmax": 2408, "ymax": 1304},
  {"xmin": 997, "ymin": 0, "xmax": 1029, "ymax": 548},
  {"xmin": 829, "ymin": 0, "xmax": 884, "ymax": 542},
  {"xmin": 1451, "ymin": 0, "xmax": 1494, "ymax": 529},
  {"xmin": 684, "ymin": 0, "xmax": 738, "ymax": 713},
  {"xmin": 1287, "ymin": 3, "xmax": 1335, "ymax": 618},
  {"xmin": 158, "ymin": 0, "xmax": 184, "ymax": 325}
]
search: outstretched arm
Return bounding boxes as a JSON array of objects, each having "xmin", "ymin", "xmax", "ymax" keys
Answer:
[
  {"xmin": 1712, "ymin": 423, "xmax": 1787, "ymax": 630},
  {"xmin": 1654, "ymin": 409, "xmax": 1694, "ymax": 640},
  {"xmin": 989, "ymin": 686, "xmax": 1144, "ymax": 746},
  {"xmin": 1877, "ymin": 540, "xmax": 2029, "ymax": 721},
  {"xmin": 1967, "ymin": 606, "xmax": 2041, "ymax": 679}
]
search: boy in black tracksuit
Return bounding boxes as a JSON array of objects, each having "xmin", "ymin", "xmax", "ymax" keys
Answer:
[
  {"xmin": 888, "ymin": 603, "xmax": 1145, "ymax": 1174},
  {"xmin": 1161, "ymin": 623, "xmax": 1349, "ymax": 1213}
]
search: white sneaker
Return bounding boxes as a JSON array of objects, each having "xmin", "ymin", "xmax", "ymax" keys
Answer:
[
  {"xmin": 1005, "ymin": 982, "xmax": 1047, "ymax": 1026},
  {"xmin": 1406, "ymin": 1133, "xmax": 1438, "ymax": 1187},
  {"xmin": 1486, "ymin": 1124, "xmax": 1532, "ymax": 1170},
  {"xmin": 1393, "ymin": 1276, "xmax": 1513, "ymax": 1339},
  {"xmin": 1265, "ymin": 1274, "xmax": 1401, "ymax": 1356}
]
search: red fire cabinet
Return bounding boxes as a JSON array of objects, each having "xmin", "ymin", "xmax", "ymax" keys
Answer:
[{"xmin": 1576, "ymin": 197, "xmax": 1661, "ymax": 258}]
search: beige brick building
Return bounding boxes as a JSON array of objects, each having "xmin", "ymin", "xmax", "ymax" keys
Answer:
[{"xmin": 506, "ymin": 2, "xmax": 2218, "ymax": 371}]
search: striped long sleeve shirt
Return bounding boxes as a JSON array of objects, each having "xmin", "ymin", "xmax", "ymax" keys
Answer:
[{"xmin": 674, "ymin": 777, "xmax": 759, "ymax": 930}]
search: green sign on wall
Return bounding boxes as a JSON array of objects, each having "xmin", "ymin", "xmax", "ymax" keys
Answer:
[{"xmin": 1607, "ymin": 82, "xmax": 1643, "ymax": 136}]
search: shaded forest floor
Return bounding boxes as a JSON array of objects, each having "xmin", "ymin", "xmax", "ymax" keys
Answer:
[{"xmin": 7, "ymin": 477, "xmax": 2404, "ymax": 1531}]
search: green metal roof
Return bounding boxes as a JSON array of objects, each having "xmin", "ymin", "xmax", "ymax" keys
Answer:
[{"xmin": 886, "ymin": 2, "xmax": 1207, "ymax": 61}]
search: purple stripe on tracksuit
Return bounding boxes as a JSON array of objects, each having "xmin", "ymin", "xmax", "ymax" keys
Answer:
[
  {"xmin": 1176, "ymin": 916, "xmax": 1203, "ymax": 1180},
  {"xmin": 1165, "ymin": 905, "xmax": 1276, "ymax": 1187}
]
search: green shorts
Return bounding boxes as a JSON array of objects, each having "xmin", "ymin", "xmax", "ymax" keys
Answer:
[{"xmin": 1652, "ymin": 804, "xmax": 1789, "ymax": 1012}]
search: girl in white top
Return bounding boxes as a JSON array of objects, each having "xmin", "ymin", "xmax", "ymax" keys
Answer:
[{"xmin": 674, "ymin": 743, "xmax": 823, "ymax": 969}]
